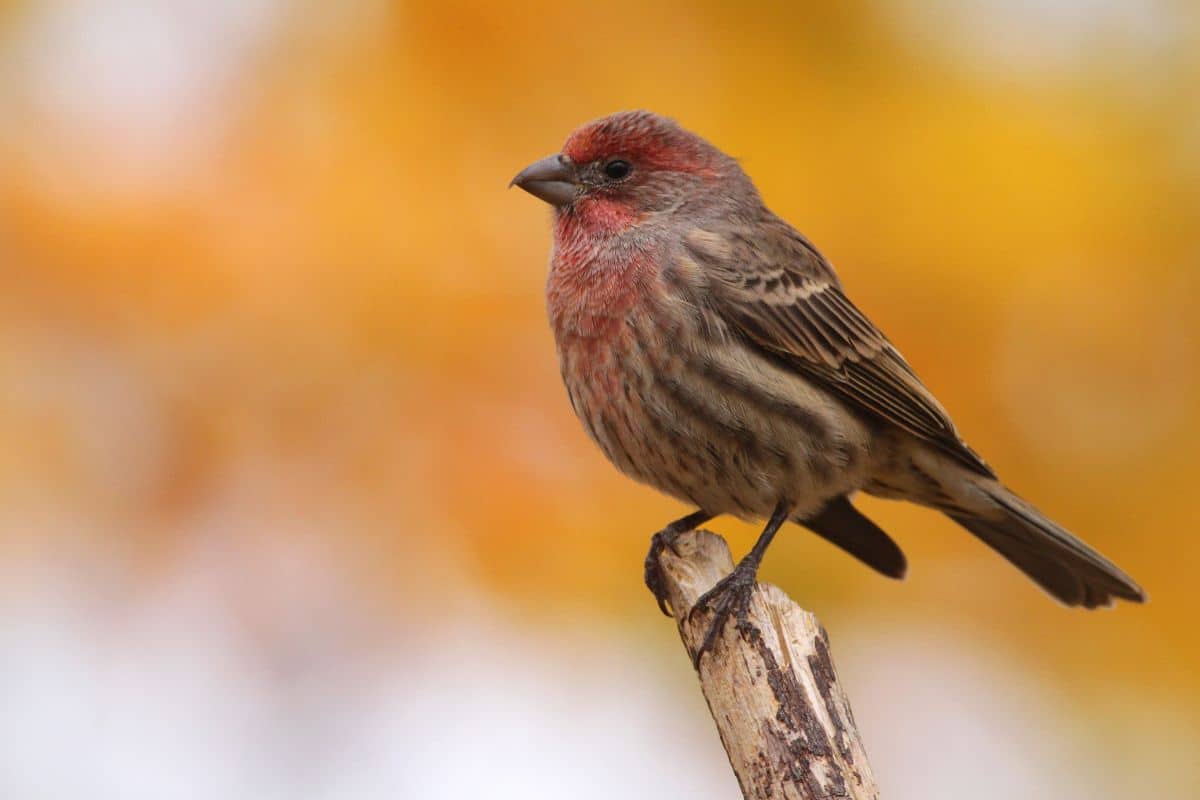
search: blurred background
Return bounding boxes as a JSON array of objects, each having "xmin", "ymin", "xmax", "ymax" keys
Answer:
[{"xmin": 1, "ymin": 1, "xmax": 1197, "ymax": 797}]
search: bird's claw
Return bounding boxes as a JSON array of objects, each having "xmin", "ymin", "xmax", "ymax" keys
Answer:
[
  {"xmin": 687, "ymin": 566, "xmax": 758, "ymax": 670},
  {"xmin": 644, "ymin": 528, "xmax": 684, "ymax": 617}
]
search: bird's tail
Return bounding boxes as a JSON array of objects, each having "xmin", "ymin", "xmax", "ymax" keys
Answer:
[{"xmin": 943, "ymin": 481, "xmax": 1145, "ymax": 608}]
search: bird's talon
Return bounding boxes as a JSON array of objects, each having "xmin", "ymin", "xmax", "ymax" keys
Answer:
[
  {"xmin": 688, "ymin": 568, "xmax": 758, "ymax": 669},
  {"xmin": 644, "ymin": 529, "xmax": 680, "ymax": 617}
]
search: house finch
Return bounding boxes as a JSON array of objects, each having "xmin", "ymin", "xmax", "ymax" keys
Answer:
[{"xmin": 511, "ymin": 110, "xmax": 1144, "ymax": 665}]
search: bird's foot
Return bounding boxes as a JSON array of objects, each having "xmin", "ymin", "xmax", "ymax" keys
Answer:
[
  {"xmin": 644, "ymin": 527, "xmax": 685, "ymax": 617},
  {"xmin": 687, "ymin": 562, "xmax": 759, "ymax": 669}
]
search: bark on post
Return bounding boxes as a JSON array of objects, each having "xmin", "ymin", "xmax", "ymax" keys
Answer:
[{"xmin": 654, "ymin": 529, "xmax": 880, "ymax": 800}]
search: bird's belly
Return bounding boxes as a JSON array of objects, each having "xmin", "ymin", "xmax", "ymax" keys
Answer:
[{"xmin": 557, "ymin": 317, "xmax": 874, "ymax": 521}]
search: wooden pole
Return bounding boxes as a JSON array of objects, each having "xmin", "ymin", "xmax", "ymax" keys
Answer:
[{"xmin": 653, "ymin": 528, "xmax": 880, "ymax": 800}]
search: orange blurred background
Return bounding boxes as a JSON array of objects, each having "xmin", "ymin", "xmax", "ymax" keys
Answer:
[{"xmin": 1, "ymin": 1, "xmax": 1197, "ymax": 797}]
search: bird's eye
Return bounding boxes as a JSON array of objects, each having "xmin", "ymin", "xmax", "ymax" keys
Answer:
[{"xmin": 603, "ymin": 159, "xmax": 631, "ymax": 180}]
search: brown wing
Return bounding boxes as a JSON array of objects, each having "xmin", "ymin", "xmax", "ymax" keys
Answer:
[{"xmin": 685, "ymin": 223, "xmax": 994, "ymax": 478}]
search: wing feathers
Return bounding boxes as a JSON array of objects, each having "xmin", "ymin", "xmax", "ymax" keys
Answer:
[{"xmin": 686, "ymin": 223, "xmax": 994, "ymax": 477}]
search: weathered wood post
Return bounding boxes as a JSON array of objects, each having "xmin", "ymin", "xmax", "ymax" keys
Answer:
[{"xmin": 652, "ymin": 528, "xmax": 880, "ymax": 799}]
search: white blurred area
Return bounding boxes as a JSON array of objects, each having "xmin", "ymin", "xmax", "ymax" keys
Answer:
[
  {"xmin": 844, "ymin": 630, "xmax": 1200, "ymax": 800},
  {"xmin": 0, "ymin": 529, "xmax": 737, "ymax": 800},
  {"xmin": 3, "ymin": 539, "xmax": 1197, "ymax": 799},
  {"xmin": 889, "ymin": 0, "xmax": 1180, "ymax": 73},
  {"xmin": 0, "ymin": 0, "xmax": 278, "ymax": 199}
]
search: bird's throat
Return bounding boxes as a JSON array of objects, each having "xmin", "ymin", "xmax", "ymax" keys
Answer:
[{"xmin": 557, "ymin": 196, "xmax": 643, "ymax": 238}]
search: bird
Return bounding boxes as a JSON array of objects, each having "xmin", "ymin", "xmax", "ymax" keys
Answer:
[{"xmin": 510, "ymin": 110, "xmax": 1144, "ymax": 666}]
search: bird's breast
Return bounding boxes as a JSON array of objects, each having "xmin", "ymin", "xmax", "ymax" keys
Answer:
[{"xmin": 548, "ymin": 256, "xmax": 875, "ymax": 519}]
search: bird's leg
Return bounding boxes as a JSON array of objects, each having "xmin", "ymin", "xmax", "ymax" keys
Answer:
[
  {"xmin": 688, "ymin": 501, "xmax": 791, "ymax": 669},
  {"xmin": 644, "ymin": 509, "xmax": 715, "ymax": 616}
]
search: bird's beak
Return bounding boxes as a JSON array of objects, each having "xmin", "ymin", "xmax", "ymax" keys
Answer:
[{"xmin": 509, "ymin": 154, "xmax": 578, "ymax": 207}]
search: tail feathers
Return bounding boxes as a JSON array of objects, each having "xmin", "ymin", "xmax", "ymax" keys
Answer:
[
  {"xmin": 948, "ymin": 487, "xmax": 1145, "ymax": 608},
  {"xmin": 802, "ymin": 495, "xmax": 907, "ymax": 579}
]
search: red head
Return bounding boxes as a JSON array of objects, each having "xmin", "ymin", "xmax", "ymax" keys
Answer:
[
  {"xmin": 510, "ymin": 111, "xmax": 750, "ymax": 233},
  {"xmin": 561, "ymin": 110, "xmax": 726, "ymax": 177}
]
